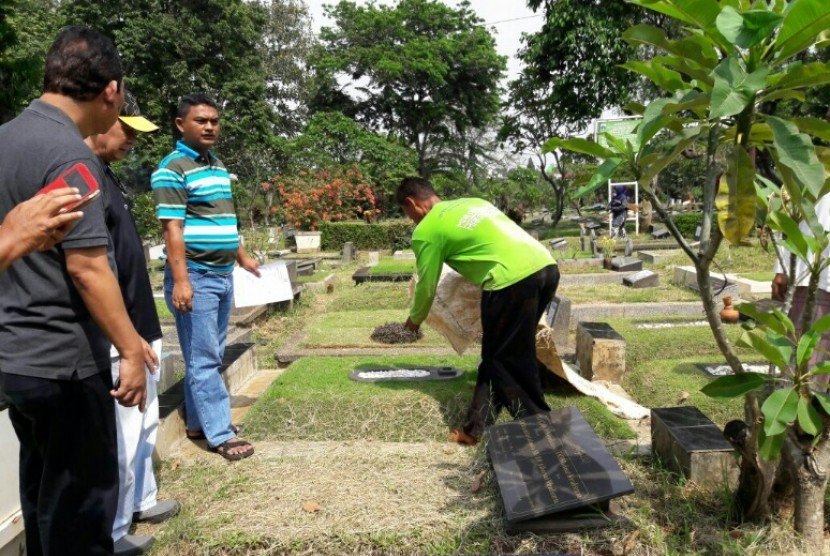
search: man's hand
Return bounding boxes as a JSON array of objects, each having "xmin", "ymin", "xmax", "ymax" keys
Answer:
[
  {"xmin": 172, "ymin": 278, "xmax": 194, "ymax": 312},
  {"xmin": 141, "ymin": 338, "xmax": 160, "ymax": 374},
  {"xmin": 2, "ymin": 187, "xmax": 83, "ymax": 253},
  {"xmin": 111, "ymin": 352, "xmax": 147, "ymax": 411},
  {"xmin": 404, "ymin": 317, "xmax": 420, "ymax": 334},
  {"xmin": 238, "ymin": 253, "xmax": 261, "ymax": 277},
  {"xmin": 771, "ymin": 272, "xmax": 788, "ymax": 302}
]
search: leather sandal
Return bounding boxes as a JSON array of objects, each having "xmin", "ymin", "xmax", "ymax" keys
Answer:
[{"xmin": 211, "ymin": 438, "xmax": 254, "ymax": 461}]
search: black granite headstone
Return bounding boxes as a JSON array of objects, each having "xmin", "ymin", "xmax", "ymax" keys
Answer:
[
  {"xmin": 651, "ymin": 226, "xmax": 670, "ymax": 239},
  {"xmin": 487, "ymin": 408, "xmax": 633, "ymax": 527}
]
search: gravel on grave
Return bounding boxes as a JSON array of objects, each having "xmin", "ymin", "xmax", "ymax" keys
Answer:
[{"xmin": 370, "ymin": 321, "xmax": 423, "ymax": 344}]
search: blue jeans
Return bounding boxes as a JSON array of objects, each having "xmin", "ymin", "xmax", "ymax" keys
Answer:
[{"xmin": 164, "ymin": 267, "xmax": 234, "ymax": 447}]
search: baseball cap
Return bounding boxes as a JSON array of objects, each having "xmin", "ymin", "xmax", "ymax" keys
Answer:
[{"xmin": 119, "ymin": 90, "xmax": 159, "ymax": 133}]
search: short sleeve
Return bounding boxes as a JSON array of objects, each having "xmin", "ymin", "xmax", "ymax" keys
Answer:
[
  {"xmin": 152, "ymin": 165, "xmax": 187, "ymax": 220},
  {"xmin": 53, "ymin": 158, "xmax": 110, "ymax": 250}
]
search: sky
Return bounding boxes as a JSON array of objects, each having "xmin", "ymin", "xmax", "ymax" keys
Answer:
[{"xmin": 303, "ymin": 0, "xmax": 545, "ymax": 82}]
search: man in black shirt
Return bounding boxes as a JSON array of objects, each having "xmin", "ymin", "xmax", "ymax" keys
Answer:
[
  {"xmin": 85, "ymin": 91, "xmax": 181, "ymax": 555},
  {"xmin": 0, "ymin": 27, "xmax": 147, "ymax": 555}
]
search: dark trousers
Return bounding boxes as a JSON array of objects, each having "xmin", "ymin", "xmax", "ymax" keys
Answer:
[
  {"xmin": 463, "ymin": 264, "xmax": 560, "ymax": 439},
  {"xmin": 1, "ymin": 372, "xmax": 118, "ymax": 556}
]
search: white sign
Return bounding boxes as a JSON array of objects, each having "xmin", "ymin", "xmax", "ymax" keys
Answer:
[{"xmin": 232, "ymin": 262, "xmax": 293, "ymax": 308}]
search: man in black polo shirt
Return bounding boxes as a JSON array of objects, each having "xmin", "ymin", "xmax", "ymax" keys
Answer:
[
  {"xmin": 0, "ymin": 27, "xmax": 147, "ymax": 555},
  {"xmin": 85, "ymin": 91, "xmax": 181, "ymax": 555}
]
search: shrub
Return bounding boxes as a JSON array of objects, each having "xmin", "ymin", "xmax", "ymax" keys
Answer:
[
  {"xmin": 268, "ymin": 166, "xmax": 377, "ymax": 230},
  {"xmin": 671, "ymin": 212, "xmax": 703, "ymax": 239},
  {"xmin": 320, "ymin": 219, "xmax": 413, "ymax": 250}
]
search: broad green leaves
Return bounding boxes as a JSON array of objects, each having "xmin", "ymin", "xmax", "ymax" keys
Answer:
[
  {"xmin": 709, "ymin": 58, "xmax": 769, "ymax": 119},
  {"xmin": 700, "ymin": 372, "xmax": 772, "ymax": 398},
  {"xmin": 767, "ymin": 116, "xmax": 827, "ymax": 197},
  {"xmin": 716, "ymin": 7, "xmax": 782, "ymax": 49},
  {"xmin": 716, "ymin": 146, "xmax": 756, "ymax": 244},
  {"xmin": 774, "ymin": 0, "xmax": 830, "ymax": 62}
]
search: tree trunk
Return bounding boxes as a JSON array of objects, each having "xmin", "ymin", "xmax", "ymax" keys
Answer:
[{"xmin": 783, "ymin": 433, "xmax": 830, "ymax": 550}]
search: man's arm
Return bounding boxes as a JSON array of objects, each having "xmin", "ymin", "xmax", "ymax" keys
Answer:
[
  {"xmin": 0, "ymin": 188, "xmax": 84, "ymax": 271},
  {"xmin": 236, "ymin": 244, "xmax": 261, "ymax": 277},
  {"xmin": 405, "ymin": 238, "xmax": 444, "ymax": 331},
  {"xmin": 162, "ymin": 219, "xmax": 193, "ymax": 312},
  {"xmin": 65, "ymin": 246, "xmax": 146, "ymax": 410}
]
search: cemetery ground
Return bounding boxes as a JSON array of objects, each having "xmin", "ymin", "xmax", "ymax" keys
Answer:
[{"xmin": 136, "ymin": 240, "xmax": 819, "ymax": 555}]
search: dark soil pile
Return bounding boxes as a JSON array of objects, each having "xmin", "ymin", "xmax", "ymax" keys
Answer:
[{"xmin": 370, "ymin": 322, "xmax": 423, "ymax": 344}]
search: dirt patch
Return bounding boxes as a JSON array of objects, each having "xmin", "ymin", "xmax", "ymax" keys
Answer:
[{"xmin": 370, "ymin": 322, "xmax": 424, "ymax": 344}]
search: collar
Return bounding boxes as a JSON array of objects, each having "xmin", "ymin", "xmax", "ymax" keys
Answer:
[
  {"xmin": 27, "ymin": 99, "xmax": 81, "ymax": 138},
  {"xmin": 176, "ymin": 140, "xmax": 216, "ymax": 163}
]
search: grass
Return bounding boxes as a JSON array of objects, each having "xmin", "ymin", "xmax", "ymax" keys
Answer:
[
  {"xmin": 294, "ymin": 269, "xmax": 331, "ymax": 283},
  {"xmin": 242, "ymin": 355, "xmax": 634, "ymax": 443},
  {"xmin": 558, "ymin": 281, "xmax": 701, "ymax": 304},
  {"xmin": 366, "ymin": 259, "xmax": 416, "ymax": 274},
  {"xmin": 301, "ymin": 309, "xmax": 451, "ymax": 348},
  {"xmin": 613, "ymin": 317, "xmax": 754, "ymax": 428},
  {"xmin": 331, "ymin": 281, "xmax": 412, "ymax": 311},
  {"xmin": 740, "ymin": 271, "xmax": 775, "ymax": 282},
  {"xmin": 155, "ymin": 299, "xmax": 172, "ymax": 320}
]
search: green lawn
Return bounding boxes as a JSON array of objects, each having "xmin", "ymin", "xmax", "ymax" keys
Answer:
[
  {"xmin": 558, "ymin": 281, "xmax": 701, "ymax": 304},
  {"xmin": 155, "ymin": 299, "xmax": 172, "ymax": 320},
  {"xmin": 242, "ymin": 355, "xmax": 634, "ymax": 442},
  {"xmin": 301, "ymin": 309, "xmax": 449, "ymax": 348},
  {"xmin": 294, "ymin": 269, "xmax": 331, "ymax": 283},
  {"xmin": 367, "ymin": 259, "xmax": 416, "ymax": 274},
  {"xmin": 329, "ymin": 282, "xmax": 411, "ymax": 311}
]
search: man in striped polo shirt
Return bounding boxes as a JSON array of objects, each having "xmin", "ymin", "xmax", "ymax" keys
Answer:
[{"xmin": 152, "ymin": 93, "xmax": 258, "ymax": 460}]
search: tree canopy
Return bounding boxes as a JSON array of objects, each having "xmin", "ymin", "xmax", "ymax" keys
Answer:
[{"xmin": 312, "ymin": 0, "xmax": 506, "ymax": 178}]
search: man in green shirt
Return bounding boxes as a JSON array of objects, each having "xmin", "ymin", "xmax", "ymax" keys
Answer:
[{"xmin": 399, "ymin": 177, "xmax": 559, "ymax": 445}]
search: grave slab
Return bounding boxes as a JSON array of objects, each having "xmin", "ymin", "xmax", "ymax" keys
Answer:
[
  {"xmin": 545, "ymin": 296, "xmax": 571, "ymax": 348},
  {"xmin": 610, "ymin": 257, "xmax": 643, "ymax": 272},
  {"xmin": 623, "ymin": 270, "xmax": 659, "ymax": 289},
  {"xmin": 651, "ymin": 226, "xmax": 670, "ymax": 239},
  {"xmin": 651, "ymin": 406, "xmax": 738, "ymax": 489},
  {"xmin": 575, "ymin": 322, "xmax": 626, "ymax": 382},
  {"xmin": 393, "ymin": 250, "xmax": 416, "ymax": 260},
  {"xmin": 487, "ymin": 408, "xmax": 633, "ymax": 531},
  {"xmin": 637, "ymin": 249, "xmax": 677, "ymax": 264}
]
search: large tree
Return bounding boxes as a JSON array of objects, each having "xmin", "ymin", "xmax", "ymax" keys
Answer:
[{"xmin": 312, "ymin": 0, "xmax": 506, "ymax": 178}]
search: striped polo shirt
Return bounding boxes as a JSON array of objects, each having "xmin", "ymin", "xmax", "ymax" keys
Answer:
[{"xmin": 152, "ymin": 140, "xmax": 239, "ymax": 274}]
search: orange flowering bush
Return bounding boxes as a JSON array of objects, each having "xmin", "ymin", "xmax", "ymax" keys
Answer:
[{"xmin": 265, "ymin": 167, "xmax": 377, "ymax": 231}]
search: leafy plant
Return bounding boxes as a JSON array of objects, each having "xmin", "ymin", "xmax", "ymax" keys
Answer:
[
  {"xmin": 597, "ymin": 235, "xmax": 617, "ymax": 257},
  {"xmin": 545, "ymin": 0, "xmax": 830, "ymax": 544}
]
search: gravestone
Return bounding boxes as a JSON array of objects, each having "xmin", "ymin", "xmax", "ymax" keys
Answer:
[
  {"xmin": 549, "ymin": 237, "xmax": 568, "ymax": 251},
  {"xmin": 651, "ymin": 226, "xmax": 670, "ymax": 239},
  {"xmin": 651, "ymin": 406, "xmax": 738, "ymax": 489},
  {"xmin": 738, "ymin": 298, "xmax": 784, "ymax": 322},
  {"xmin": 610, "ymin": 257, "xmax": 643, "ymax": 272},
  {"xmin": 580, "ymin": 232, "xmax": 587, "ymax": 252},
  {"xmin": 488, "ymin": 408, "xmax": 634, "ymax": 533},
  {"xmin": 624, "ymin": 238, "xmax": 633, "ymax": 257},
  {"xmin": 367, "ymin": 251, "xmax": 380, "ymax": 267},
  {"xmin": 622, "ymin": 270, "xmax": 659, "ymax": 289},
  {"xmin": 694, "ymin": 225, "xmax": 702, "ymax": 240},
  {"xmin": 544, "ymin": 296, "xmax": 571, "ymax": 348},
  {"xmin": 575, "ymin": 322, "xmax": 625, "ymax": 382},
  {"xmin": 393, "ymin": 250, "xmax": 416, "ymax": 260},
  {"xmin": 342, "ymin": 241, "xmax": 354, "ymax": 262}
]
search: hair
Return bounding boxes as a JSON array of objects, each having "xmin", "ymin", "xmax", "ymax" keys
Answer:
[
  {"xmin": 43, "ymin": 26, "xmax": 123, "ymax": 101},
  {"xmin": 395, "ymin": 177, "xmax": 437, "ymax": 206},
  {"xmin": 177, "ymin": 93, "xmax": 219, "ymax": 119}
]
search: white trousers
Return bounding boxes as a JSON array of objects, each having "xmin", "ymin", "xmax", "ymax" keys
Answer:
[{"xmin": 110, "ymin": 338, "xmax": 162, "ymax": 541}]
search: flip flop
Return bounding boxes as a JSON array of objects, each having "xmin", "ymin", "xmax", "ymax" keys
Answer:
[
  {"xmin": 186, "ymin": 423, "xmax": 241, "ymax": 441},
  {"xmin": 210, "ymin": 438, "xmax": 254, "ymax": 461}
]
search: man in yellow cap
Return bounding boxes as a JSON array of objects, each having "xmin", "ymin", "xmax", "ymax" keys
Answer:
[{"xmin": 85, "ymin": 91, "xmax": 180, "ymax": 556}]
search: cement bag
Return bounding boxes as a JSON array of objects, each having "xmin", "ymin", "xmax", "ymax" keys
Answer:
[
  {"xmin": 410, "ymin": 265, "xmax": 482, "ymax": 355},
  {"xmin": 536, "ymin": 325, "xmax": 649, "ymax": 420}
]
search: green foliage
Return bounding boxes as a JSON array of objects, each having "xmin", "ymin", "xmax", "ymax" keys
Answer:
[
  {"xmin": 127, "ymin": 190, "xmax": 162, "ymax": 242},
  {"xmin": 671, "ymin": 211, "xmax": 703, "ymax": 238},
  {"xmin": 313, "ymin": 0, "xmax": 505, "ymax": 178},
  {"xmin": 320, "ymin": 220, "xmax": 413, "ymax": 251}
]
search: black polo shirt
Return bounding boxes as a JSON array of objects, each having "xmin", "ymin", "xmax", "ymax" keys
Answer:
[
  {"xmin": 0, "ymin": 100, "xmax": 114, "ymax": 379},
  {"xmin": 99, "ymin": 161, "xmax": 162, "ymax": 345}
]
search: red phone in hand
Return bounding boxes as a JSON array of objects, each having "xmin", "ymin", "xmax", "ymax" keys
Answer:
[{"xmin": 37, "ymin": 162, "xmax": 101, "ymax": 212}]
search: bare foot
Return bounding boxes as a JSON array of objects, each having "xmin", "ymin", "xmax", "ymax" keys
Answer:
[{"xmin": 449, "ymin": 428, "xmax": 478, "ymax": 446}]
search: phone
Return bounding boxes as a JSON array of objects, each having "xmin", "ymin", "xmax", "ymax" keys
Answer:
[{"xmin": 37, "ymin": 162, "xmax": 101, "ymax": 213}]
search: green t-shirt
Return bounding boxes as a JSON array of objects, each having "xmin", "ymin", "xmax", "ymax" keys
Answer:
[{"xmin": 409, "ymin": 198, "xmax": 556, "ymax": 324}]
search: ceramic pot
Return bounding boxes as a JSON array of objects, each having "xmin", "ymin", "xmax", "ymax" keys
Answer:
[{"xmin": 720, "ymin": 295, "xmax": 739, "ymax": 324}]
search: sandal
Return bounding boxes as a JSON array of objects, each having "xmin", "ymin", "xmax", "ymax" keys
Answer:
[
  {"xmin": 211, "ymin": 438, "xmax": 255, "ymax": 461},
  {"xmin": 186, "ymin": 424, "xmax": 241, "ymax": 441}
]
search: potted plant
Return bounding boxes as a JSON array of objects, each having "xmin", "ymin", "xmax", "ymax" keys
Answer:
[{"xmin": 597, "ymin": 236, "xmax": 616, "ymax": 269}]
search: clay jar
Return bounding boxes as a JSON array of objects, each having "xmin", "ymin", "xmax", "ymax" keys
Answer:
[{"xmin": 720, "ymin": 296, "xmax": 739, "ymax": 324}]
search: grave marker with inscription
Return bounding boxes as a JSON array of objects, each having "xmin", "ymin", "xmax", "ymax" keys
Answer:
[{"xmin": 488, "ymin": 408, "xmax": 633, "ymax": 532}]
